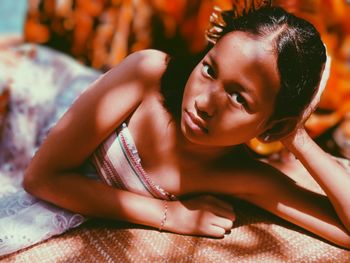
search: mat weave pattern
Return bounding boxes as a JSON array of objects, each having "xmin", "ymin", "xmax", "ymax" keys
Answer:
[{"xmin": 1, "ymin": 201, "xmax": 349, "ymax": 263}]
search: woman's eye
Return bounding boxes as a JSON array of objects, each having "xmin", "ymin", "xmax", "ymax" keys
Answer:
[
  {"xmin": 231, "ymin": 92, "xmax": 247, "ymax": 106},
  {"xmin": 202, "ymin": 63, "xmax": 215, "ymax": 78}
]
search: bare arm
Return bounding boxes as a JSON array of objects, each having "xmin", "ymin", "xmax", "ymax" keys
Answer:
[
  {"xmin": 23, "ymin": 49, "xmax": 235, "ymax": 237},
  {"xmin": 283, "ymin": 129, "xmax": 350, "ymax": 232},
  {"xmin": 23, "ymin": 49, "xmax": 169, "ymax": 225},
  {"xmin": 283, "ymin": 128, "xmax": 350, "ymax": 246},
  {"xmin": 236, "ymin": 157, "xmax": 350, "ymax": 249}
]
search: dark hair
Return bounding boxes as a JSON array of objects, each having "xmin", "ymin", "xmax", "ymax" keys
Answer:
[{"xmin": 161, "ymin": 6, "xmax": 327, "ymax": 125}]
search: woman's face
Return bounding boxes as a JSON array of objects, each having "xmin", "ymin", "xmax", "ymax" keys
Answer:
[{"xmin": 181, "ymin": 31, "xmax": 280, "ymax": 146}]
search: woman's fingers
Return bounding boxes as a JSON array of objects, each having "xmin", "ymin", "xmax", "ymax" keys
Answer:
[
  {"xmin": 201, "ymin": 195, "xmax": 236, "ymax": 235},
  {"xmin": 211, "ymin": 215, "xmax": 234, "ymax": 231},
  {"xmin": 201, "ymin": 195, "xmax": 236, "ymax": 221},
  {"xmin": 179, "ymin": 195, "xmax": 236, "ymax": 237},
  {"xmin": 207, "ymin": 224, "xmax": 226, "ymax": 238}
]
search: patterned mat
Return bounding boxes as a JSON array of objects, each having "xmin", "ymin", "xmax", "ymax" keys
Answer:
[{"xmin": 1, "ymin": 201, "xmax": 350, "ymax": 263}]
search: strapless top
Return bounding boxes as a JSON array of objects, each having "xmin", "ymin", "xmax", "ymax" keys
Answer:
[{"xmin": 90, "ymin": 123, "xmax": 177, "ymax": 201}]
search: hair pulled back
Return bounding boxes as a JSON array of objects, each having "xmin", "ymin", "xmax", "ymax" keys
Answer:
[{"xmin": 161, "ymin": 7, "xmax": 327, "ymax": 124}]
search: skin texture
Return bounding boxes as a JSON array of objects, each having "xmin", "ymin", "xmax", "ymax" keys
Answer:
[
  {"xmin": 24, "ymin": 32, "xmax": 350, "ymax": 248},
  {"xmin": 181, "ymin": 32, "xmax": 280, "ymax": 146}
]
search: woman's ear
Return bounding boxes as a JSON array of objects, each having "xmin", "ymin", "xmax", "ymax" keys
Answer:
[{"xmin": 258, "ymin": 117, "xmax": 299, "ymax": 143}]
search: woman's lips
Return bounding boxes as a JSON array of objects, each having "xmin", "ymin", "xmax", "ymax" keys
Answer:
[{"xmin": 184, "ymin": 110, "xmax": 209, "ymax": 135}]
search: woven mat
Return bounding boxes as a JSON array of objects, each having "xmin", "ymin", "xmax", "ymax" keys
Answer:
[{"xmin": 1, "ymin": 201, "xmax": 349, "ymax": 263}]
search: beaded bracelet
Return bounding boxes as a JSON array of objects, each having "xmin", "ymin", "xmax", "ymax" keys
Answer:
[{"xmin": 159, "ymin": 200, "xmax": 168, "ymax": 231}]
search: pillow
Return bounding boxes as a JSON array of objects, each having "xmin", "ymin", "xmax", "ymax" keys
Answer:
[{"xmin": 0, "ymin": 44, "xmax": 99, "ymax": 183}]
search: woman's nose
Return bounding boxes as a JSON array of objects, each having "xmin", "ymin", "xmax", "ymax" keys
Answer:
[
  {"xmin": 194, "ymin": 85, "xmax": 220, "ymax": 119},
  {"xmin": 195, "ymin": 99, "xmax": 212, "ymax": 119}
]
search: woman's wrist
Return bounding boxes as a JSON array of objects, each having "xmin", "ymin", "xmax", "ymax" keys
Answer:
[
  {"xmin": 281, "ymin": 128, "xmax": 315, "ymax": 156},
  {"xmin": 159, "ymin": 200, "xmax": 176, "ymax": 233},
  {"xmin": 158, "ymin": 200, "xmax": 168, "ymax": 231}
]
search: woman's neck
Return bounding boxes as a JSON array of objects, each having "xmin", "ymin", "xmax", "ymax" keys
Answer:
[{"xmin": 175, "ymin": 125, "xmax": 234, "ymax": 161}]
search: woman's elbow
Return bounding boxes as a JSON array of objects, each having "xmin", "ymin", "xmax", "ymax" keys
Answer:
[
  {"xmin": 23, "ymin": 167, "xmax": 50, "ymax": 199},
  {"xmin": 23, "ymin": 169, "xmax": 40, "ymax": 196}
]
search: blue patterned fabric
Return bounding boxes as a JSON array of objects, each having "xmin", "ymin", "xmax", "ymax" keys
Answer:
[{"xmin": 0, "ymin": 44, "xmax": 100, "ymax": 256}]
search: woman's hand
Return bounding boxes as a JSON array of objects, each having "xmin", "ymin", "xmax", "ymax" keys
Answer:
[
  {"xmin": 280, "ymin": 125, "xmax": 311, "ymax": 153},
  {"xmin": 165, "ymin": 195, "xmax": 236, "ymax": 238}
]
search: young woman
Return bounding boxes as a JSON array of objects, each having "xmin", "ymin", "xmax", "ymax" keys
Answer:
[{"xmin": 2, "ymin": 6, "xmax": 350, "ymax": 255}]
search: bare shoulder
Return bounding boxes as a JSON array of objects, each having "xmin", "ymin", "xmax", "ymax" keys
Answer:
[
  {"xmin": 25, "ymin": 49, "xmax": 168, "ymax": 174},
  {"xmin": 123, "ymin": 49, "xmax": 169, "ymax": 87}
]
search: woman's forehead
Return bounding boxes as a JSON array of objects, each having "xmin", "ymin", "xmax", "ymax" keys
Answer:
[
  {"xmin": 209, "ymin": 31, "xmax": 280, "ymax": 94},
  {"xmin": 211, "ymin": 31, "xmax": 276, "ymax": 62}
]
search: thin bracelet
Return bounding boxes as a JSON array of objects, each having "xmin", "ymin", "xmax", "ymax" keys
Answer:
[{"xmin": 159, "ymin": 200, "xmax": 168, "ymax": 231}]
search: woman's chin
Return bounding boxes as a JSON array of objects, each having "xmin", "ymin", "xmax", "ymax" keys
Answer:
[{"xmin": 180, "ymin": 123, "xmax": 207, "ymax": 145}]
